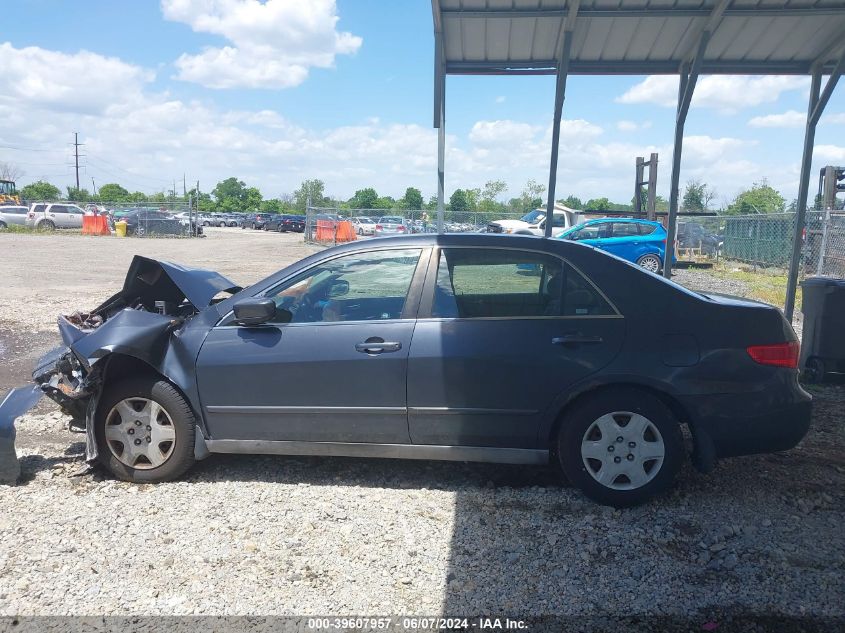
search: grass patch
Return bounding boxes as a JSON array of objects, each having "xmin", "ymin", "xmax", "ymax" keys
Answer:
[
  {"xmin": 0, "ymin": 224, "xmax": 38, "ymax": 234},
  {"xmin": 708, "ymin": 262, "xmax": 799, "ymax": 307}
]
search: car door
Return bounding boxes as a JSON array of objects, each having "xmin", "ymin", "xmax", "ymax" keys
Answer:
[
  {"xmin": 407, "ymin": 246, "xmax": 625, "ymax": 449},
  {"xmin": 195, "ymin": 247, "xmax": 428, "ymax": 444},
  {"xmin": 46, "ymin": 204, "xmax": 67, "ymax": 227},
  {"xmin": 66, "ymin": 205, "xmax": 83, "ymax": 228},
  {"xmin": 599, "ymin": 222, "xmax": 642, "ymax": 261}
]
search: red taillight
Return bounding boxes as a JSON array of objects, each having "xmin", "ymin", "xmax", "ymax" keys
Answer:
[
  {"xmin": 376, "ymin": 224, "xmax": 383, "ymax": 230},
  {"xmin": 398, "ymin": 225, "xmax": 406, "ymax": 231},
  {"xmin": 746, "ymin": 341, "xmax": 800, "ymax": 368}
]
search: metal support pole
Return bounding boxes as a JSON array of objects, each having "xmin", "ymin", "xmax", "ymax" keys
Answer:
[
  {"xmin": 646, "ymin": 152, "xmax": 658, "ymax": 221},
  {"xmin": 634, "ymin": 157, "xmax": 644, "ymax": 215},
  {"xmin": 663, "ymin": 68, "xmax": 689, "ymax": 277},
  {"xmin": 544, "ymin": 29, "xmax": 573, "ymax": 238},
  {"xmin": 784, "ymin": 69, "xmax": 823, "ymax": 321},
  {"xmin": 436, "ymin": 71, "xmax": 445, "ymax": 234}
]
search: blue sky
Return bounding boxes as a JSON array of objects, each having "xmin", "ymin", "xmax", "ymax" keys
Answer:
[{"xmin": 1, "ymin": 0, "xmax": 843, "ymax": 205}]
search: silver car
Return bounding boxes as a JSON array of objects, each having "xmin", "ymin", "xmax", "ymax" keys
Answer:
[
  {"xmin": 0, "ymin": 206, "xmax": 29, "ymax": 228},
  {"xmin": 374, "ymin": 216, "xmax": 409, "ymax": 237},
  {"xmin": 26, "ymin": 203, "xmax": 85, "ymax": 230}
]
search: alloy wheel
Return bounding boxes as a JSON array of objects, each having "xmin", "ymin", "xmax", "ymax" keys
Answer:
[
  {"xmin": 580, "ymin": 411, "xmax": 665, "ymax": 490},
  {"xmin": 104, "ymin": 397, "xmax": 177, "ymax": 469},
  {"xmin": 638, "ymin": 254, "xmax": 661, "ymax": 273}
]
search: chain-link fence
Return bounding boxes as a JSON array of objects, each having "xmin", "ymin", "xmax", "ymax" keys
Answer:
[
  {"xmin": 304, "ymin": 207, "xmax": 527, "ymax": 244},
  {"xmin": 16, "ymin": 199, "xmax": 202, "ymax": 238},
  {"xmin": 718, "ymin": 211, "xmax": 845, "ymax": 277}
]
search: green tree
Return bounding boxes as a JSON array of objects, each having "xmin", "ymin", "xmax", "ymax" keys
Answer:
[
  {"xmin": 128, "ymin": 191, "xmax": 148, "ymax": 203},
  {"xmin": 244, "ymin": 186, "xmax": 263, "ymax": 211},
  {"xmin": 212, "ymin": 177, "xmax": 248, "ymax": 212},
  {"xmin": 585, "ymin": 197, "xmax": 612, "ymax": 211},
  {"xmin": 19, "ymin": 180, "xmax": 61, "ymax": 201},
  {"xmin": 449, "ymin": 189, "xmax": 469, "ymax": 212},
  {"xmin": 98, "ymin": 183, "xmax": 130, "ymax": 202},
  {"xmin": 513, "ymin": 179, "xmax": 546, "ymax": 212},
  {"xmin": 66, "ymin": 187, "xmax": 90, "ymax": 202},
  {"xmin": 402, "ymin": 187, "xmax": 423, "ymax": 210},
  {"xmin": 558, "ymin": 195, "xmax": 582, "ymax": 209},
  {"xmin": 349, "ymin": 187, "xmax": 379, "ymax": 209},
  {"xmin": 725, "ymin": 180, "xmax": 785, "ymax": 215},
  {"xmin": 293, "ymin": 179, "xmax": 326, "ymax": 211},
  {"xmin": 480, "ymin": 179, "xmax": 507, "ymax": 210},
  {"xmin": 464, "ymin": 188, "xmax": 481, "ymax": 211},
  {"xmin": 682, "ymin": 179, "xmax": 716, "ymax": 212}
]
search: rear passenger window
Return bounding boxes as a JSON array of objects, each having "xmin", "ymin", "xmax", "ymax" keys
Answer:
[
  {"xmin": 50, "ymin": 205, "xmax": 67, "ymax": 213},
  {"xmin": 612, "ymin": 222, "xmax": 640, "ymax": 236},
  {"xmin": 432, "ymin": 249, "xmax": 615, "ymax": 318}
]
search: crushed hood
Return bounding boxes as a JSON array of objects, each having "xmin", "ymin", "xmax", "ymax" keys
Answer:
[{"xmin": 93, "ymin": 255, "xmax": 241, "ymax": 315}]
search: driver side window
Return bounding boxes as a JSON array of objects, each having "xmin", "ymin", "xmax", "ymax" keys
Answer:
[{"xmin": 264, "ymin": 249, "xmax": 423, "ymax": 324}]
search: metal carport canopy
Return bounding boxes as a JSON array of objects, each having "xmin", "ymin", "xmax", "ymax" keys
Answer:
[{"xmin": 430, "ymin": 0, "xmax": 845, "ymax": 320}]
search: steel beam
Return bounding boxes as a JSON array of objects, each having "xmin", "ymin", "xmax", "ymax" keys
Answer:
[
  {"xmin": 544, "ymin": 1, "xmax": 579, "ymax": 238},
  {"xmin": 444, "ymin": 59, "xmax": 824, "ymax": 76},
  {"xmin": 784, "ymin": 53, "xmax": 845, "ymax": 321},
  {"xmin": 439, "ymin": 7, "xmax": 845, "ymax": 19},
  {"xmin": 436, "ymin": 70, "xmax": 445, "ymax": 235}
]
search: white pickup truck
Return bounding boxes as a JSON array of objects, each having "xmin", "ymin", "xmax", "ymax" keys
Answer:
[{"xmin": 486, "ymin": 204, "xmax": 581, "ymax": 237}]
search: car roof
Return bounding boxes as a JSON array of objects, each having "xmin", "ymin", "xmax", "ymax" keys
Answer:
[{"xmin": 582, "ymin": 217, "xmax": 662, "ymax": 226}]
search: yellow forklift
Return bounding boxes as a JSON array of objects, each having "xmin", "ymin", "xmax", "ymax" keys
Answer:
[{"xmin": 0, "ymin": 180, "xmax": 21, "ymax": 205}]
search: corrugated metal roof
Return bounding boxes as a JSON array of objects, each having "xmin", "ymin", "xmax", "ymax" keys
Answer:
[{"xmin": 433, "ymin": 0, "xmax": 845, "ymax": 75}]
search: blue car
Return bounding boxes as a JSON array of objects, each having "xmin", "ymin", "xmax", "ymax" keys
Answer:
[{"xmin": 558, "ymin": 218, "xmax": 670, "ymax": 273}]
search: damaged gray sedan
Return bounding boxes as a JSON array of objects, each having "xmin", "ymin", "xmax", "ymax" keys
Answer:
[{"xmin": 1, "ymin": 234, "xmax": 811, "ymax": 507}]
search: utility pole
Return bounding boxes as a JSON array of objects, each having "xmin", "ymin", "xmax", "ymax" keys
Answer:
[
  {"xmin": 183, "ymin": 173, "xmax": 187, "ymax": 198},
  {"xmin": 91, "ymin": 177, "xmax": 97, "ymax": 196},
  {"xmin": 73, "ymin": 132, "xmax": 82, "ymax": 191}
]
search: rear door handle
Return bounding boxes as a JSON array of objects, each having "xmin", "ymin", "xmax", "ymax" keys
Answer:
[
  {"xmin": 553, "ymin": 334, "xmax": 603, "ymax": 346},
  {"xmin": 355, "ymin": 339, "xmax": 402, "ymax": 354}
]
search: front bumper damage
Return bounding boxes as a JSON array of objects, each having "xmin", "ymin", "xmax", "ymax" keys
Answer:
[{"xmin": 0, "ymin": 255, "xmax": 239, "ymax": 484}]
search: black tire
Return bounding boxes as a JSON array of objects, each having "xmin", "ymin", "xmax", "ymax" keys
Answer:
[
  {"xmin": 557, "ymin": 387, "xmax": 684, "ymax": 507},
  {"xmin": 95, "ymin": 376, "xmax": 196, "ymax": 483},
  {"xmin": 636, "ymin": 253, "xmax": 662, "ymax": 273},
  {"xmin": 38, "ymin": 220, "xmax": 56, "ymax": 231}
]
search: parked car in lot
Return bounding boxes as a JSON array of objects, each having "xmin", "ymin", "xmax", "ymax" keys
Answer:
[
  {"xmin": 5, "ymin": 234, "xmax": 810, "ymax": 507},
  {"xmin": 266, "ymin": 214, "xmax": 306, "ymax": 233},
  {"xmin": 120, "ymin": 208, "xmax": 186, "ymax": 236},
  {"xmin": 26, "ymin": 203, "xmax": 85, "ymax": 230},
  {"xmin": 677, "ymin": 221, "xmax": 723, "ymax": 255},
  {"xmin": 374, "ymin": 216, "xmax": 409, "ymax": 237},
  {"xmin": 351, "ymin": 216, "xmax": 376, "ymax": 236},
  {"xmin": 558, "ymin": 218, "xmax": 671, "ymax": 273},
  {"xmin": 0, "ymin": 205, "xmax": 30, "ymax": 228},
  {"xmin": 487, "ymin": 206, "xmax": 579, "ymax": 236},
  {"xmin": 249, "ymin": 213, "xmax": 272, "ymax": 230}
]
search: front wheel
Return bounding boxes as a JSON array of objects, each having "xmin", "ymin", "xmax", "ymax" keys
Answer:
[
  {"xmin": 557, "ymin": 387, "xmax": 684, "ymax": 507},
  {"xmin": 636, "ymin": 253, "xmax": 662, "ymax": 273},
  {"xmin": 96, "ymin": 377, "xmax": 196, "ymax": 483}
]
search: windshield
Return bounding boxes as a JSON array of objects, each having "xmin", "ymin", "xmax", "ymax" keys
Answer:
[{"xmin": 520, "ymin": 210, "xmax": 545, "ymax": 224}]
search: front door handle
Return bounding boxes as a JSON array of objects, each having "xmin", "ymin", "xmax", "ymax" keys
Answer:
[
  {"xmin": 355, "ymin": 338, "xmax": 402, "ymax": 354},
  {"xmin": 553, "ymin": 334, "xmax": 604, "ymax": 346}
]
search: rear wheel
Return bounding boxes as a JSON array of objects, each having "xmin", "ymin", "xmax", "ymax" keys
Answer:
[
  {"xmin": 96, "ymin": 377, "xmax": 195, "ymax": 483},
  {"xmin": 557, "ymin": 387, "xmax": 684, "ymax": 507},
  {"xmin": 803, "ymin": 357, "xmax": 826, "ymax": 383},
  {"xmin": 637, "ymin": 253, "xmax": 662, "ymax": 273},
  {"xmin": 38, "ymin": 220, "xmax": 56, "ymax": 231}
]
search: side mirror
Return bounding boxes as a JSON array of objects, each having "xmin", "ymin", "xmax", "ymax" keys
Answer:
[{"xmin": 233, "ymin": 298, "xmax": 277, "ymax": 326}]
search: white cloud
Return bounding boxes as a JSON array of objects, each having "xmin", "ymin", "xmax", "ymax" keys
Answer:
[
  {"xmin": 617, "ymin": 76, "xmax": 808, "ymax": 112},
  {"xmin": 748, "ymin": 110, "xmax": 806, "ymax": 128},
  {"xmin": 469, "ymin": 120, "xmax": 542, "ymax": 146},
  {"xmin": 495, "ymin": 96, "xmax": 506, "ymax": 104},
  {"xmin": 616, "ymin": 120, "xmax": 652, "ymax": 132},
  {"xmin": 162, "ymin": 0, "xmax": 362, "ymax": 89},
  {"xmin": 822, "ymin": 112, "xmax": 845, "ymax": 125},
  {"xmin": 0, "ymin": 42, "xmax": 153, "ymax": 115},
  {"xmin": 815, "ymin": 145, "xmax": 845, "ymax": 162}
]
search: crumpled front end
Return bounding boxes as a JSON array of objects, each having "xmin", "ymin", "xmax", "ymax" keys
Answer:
[{"xmin": 0, "ymin": 255, "xmax": 239, "ymax": 483}]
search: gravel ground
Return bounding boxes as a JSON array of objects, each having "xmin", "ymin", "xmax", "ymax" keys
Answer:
[{"xmin": 0, "ymin": 230, "xmax": 842, "ymax": 620}]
